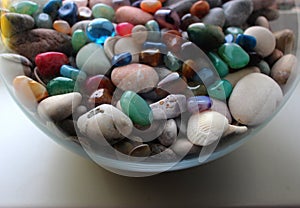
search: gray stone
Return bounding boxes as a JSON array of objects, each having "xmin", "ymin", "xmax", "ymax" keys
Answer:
[
  {"xmin": 158, "ymin": 119, "xmax": 177, "ymax": 147},
  {"xmin": 202, "ymin": 8, "xmax": 226, "ymax": 28},
  {"xmin": 223, "ymin": 0, "xmax": 253, "ymax": 27}
]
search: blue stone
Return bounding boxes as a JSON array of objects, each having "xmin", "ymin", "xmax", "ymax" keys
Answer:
[
  {"xmin": 60, "ymin": 65, "xmax": 87, "ymax": 82},
  {"xmin": 236, "ymin": 34, "xmax": 257, "ymax": 51},
  {"xmin": 187, "ymin": 96, "xmax": 212, "ymax": 113},
  {"xmin": 86, "ymin": 18, "xmax": 115, "ymax": 44},
  {"xmin": 58, "ymin": 2, "xmax": 78, "ymax": 26},
  {"xmin": 43, "ymin": 0, "xmax": 62, "ymax": 19},
  {"xmin": 143, "ymin": 41, "xmax": 167, "ymax": 54},
  {"xmin": 225, "ymin": 34, "xmax": 235, "ymax": 43},
  {"xmin": 112, "ymin": 52, "xmax": 132, "ymax": 67}
]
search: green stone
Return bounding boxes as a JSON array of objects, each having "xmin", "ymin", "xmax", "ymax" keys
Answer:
[
  {"xmin": 72, "ymin": 29, "xmax": 88, "ymax": 53},
  {"xmin": 207, "ymin": 79, "xmax": 232, "ymax": 100},
  {"xmin": 225, "ymin": 27, "xmax": 244, "ymax": 36},
  {"xmin": 120, "ymin": 91, "xmax": 153, "ymax": 126},
  {"xmin": 145, "ymin": 20, "xmax": 160, "ymax": 42},
  {"xmin": 257, "ymin": 60, "xmax": 271, "ymax": 75},
  {"xmin": 218, "ymin": 43, "xmax": 250, "ymax": 69},
  {"xmin": 35, "ymin": 13, "xmax": 53, "ymax": 29},
  {"xmin": 10, "ymin": 1, "xmax": 39, "ymax": 15},
  {"xmin": 46, "ymin": 77, "xmax": 77, "ymax": 96},
  {"xmin": 164, "ymin": 51, "xmax": 182, "ymax": 72},
  {"xmin": 187, "ymin": 23, "xmax": 225, "ymax": 51},
  {"xmin": 92, "ymin": 3, "xmax": 115, "ymax": 22},
  {"xmin": 208, "ymin": 52, "xmax": 229, "ymax": 78}
]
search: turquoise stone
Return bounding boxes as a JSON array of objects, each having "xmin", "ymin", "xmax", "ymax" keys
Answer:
[
  {"xmin": 164, "ymin": 51, "xmax": 182, "ymax": 72},
  {"xmin": 218, "ymin": 43, "xmax": 250, "ymax": 69},
  {"xmin": 145, "ymin": 20, "xmax": 160, "ymax": 42},
  {"xmin": 46, "ymin": 77, "xmax": 77, "ymax": 96},
  {"xmin": 86, "ymin": 18, "xmax": 115, "ymax": 44},
  {"xmin": 120, "ymin": 91, "xmax": 153, "ymax": 126},
  {"xmin": 10, "ymin": 1, "xmax": 38, "ymax": 15},
  {"xmin": 187, "ymin": 23, "xmax": 225, "ymax": 51},
  {"xmin": 208, "ymin": 52, "xmax": 229, "ymax": 78},
  {"xmin": 225, "ymin": 27, "xmax": 244, "ymax": 36},
  {"xmin": 35, "ymin": 13, "xmax": 53, "ymax": 29},
  {"xmin": 60, "ymin": 65, "xmax": 87, "ymax": 82},
  {"xmin": 92, "ymin": 3, "xmax": 115, "ymax": 22},
  {"xmin": 207, "ymin": 79, "xmax": 233, "ymax": 100},
  {"xmin": 235, "ymin": 34, "xmax": 257, "ymax": 51},
  {"xmin": 72, "ymin": 29, "xmax": 88, "ymax": 53}
]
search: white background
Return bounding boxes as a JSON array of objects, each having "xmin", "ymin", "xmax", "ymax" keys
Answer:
[{"xmin": 1, "ymin": 76, "xmax": 300, "ymax": 207}]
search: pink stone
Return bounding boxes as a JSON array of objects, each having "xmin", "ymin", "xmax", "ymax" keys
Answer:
[
  {"xmin": 116, "ymin": 22, "xmax": 134, "ymax": 36},
  {"xmin": 115, "ymin": 6, "xmax": 154, "ymax": 25}
]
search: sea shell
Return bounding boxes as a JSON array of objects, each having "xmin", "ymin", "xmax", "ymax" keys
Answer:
[{"xmin": 187, "ymin": 110, "xmax": 247, "ymax": 146}]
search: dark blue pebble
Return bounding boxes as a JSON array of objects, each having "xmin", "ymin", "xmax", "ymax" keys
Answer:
[
  {"xmin": 58, "ymin": 2, "xmax": 78, "ymax": 26},
  {"xmin": 143, "ymin": 41, "xmax": 168, "ymax": 54},
  {"xmin": 43, "ymin": 0, "xmax": 62, "ymax": 19},
  {"xmin": 111, "ymin": 52, "xmax": 132, "ymax": 67},
  {"xmin": 235, "ymin": 34, "xmax": 257, "ymax": 51}
]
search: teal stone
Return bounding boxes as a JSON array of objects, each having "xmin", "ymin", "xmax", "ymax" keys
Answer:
[
  {"xmin": 187, "ymin": 23, "xmax": 225, "ymax": 51},
  {"xmin": 164, "ymin": 51, "xmax": 182, "ymax": 72},
  {"xmin": 225, "ymin": 27, "xmax": 244, "ymax": 36},
  {"xmin": 46, "ymin": 77, "xmax": 77, "ymax": 96},
  {"xmin": 35, "ymin": 13, "xmax": 52, "ymax": 29},
  {"xmin": 145, "ymin": 20, "xmax": 160, "ymax": 42},
  {"xmin": 72, "ymin": 29, "xmax": 88, "ymax": 53},
  {"xmin": 208, "ymin": 52, "xmax": 229, "ymax": 78},
  {"xmin": 10, "ymin": 1, "xmax": 38, "ymax": 15},
  {"xmin": 218, "ymin": 43, "xmax": 250, "ymax": 69},
  {"xmin": 207, "ymin": 79, "xmax": 233, "ymax": 100},
  {"xmin": 60, "ymin": 65, "xmax": 87, "ymax": 82},
  {"xmin": 120, "ymin": 91, "xmax": 153, "ymax": 126},
  {"xmin": 92, "ymin": 3, "xmax": 115, "ymax": 22},
  {"xmin": 257, "ymin": 60, "xmax": 271, "ymax": 75}
]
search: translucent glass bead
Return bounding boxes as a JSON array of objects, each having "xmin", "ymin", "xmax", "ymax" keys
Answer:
[{"xmin": 86, "ymin": 18, "xmax": 115, "ymax": 44}]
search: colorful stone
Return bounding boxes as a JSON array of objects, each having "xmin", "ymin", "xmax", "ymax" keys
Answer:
[
  {"xmin": 88, "ymin": 88, "xmax": 112, "ymax": 108},
  {"xmin": 13, "ymin": 75, "xmax": 48, "ymax": 110},
  {"xmin": 190, "ymin": 0, "xmax": 210, "ymax": 19},
  {"xmin": 140, "ymin": 0, "xmax": 162, "ymax": 14},
  {"xmin": 86, "ymin": 18, "xmax": 115, "ymax": 44},
  {"xmin": 60, "ymin": 65, "xmax": 87, "ymax": 82},
  {"xmin": 120, "ymin": 91, "xmax": 153, "ymax": 126},
  {"xmin": 116, "ymin": 22, "xmax": 134, "ymax": 36},
  {"xmin": 218, "ymin": 43, "xmax": 250, "ymax": 69},
  {"xmin": 187, "ymin": 23, "xmax": 225, "ymax": 51},
  {"xmin": 182, "ymin": 59, "xmax": 197, "ymax": 80},
  {"xmin": 180, "ymin": 13, "xmax": 201, "ymax": 31},
  {"xmin": 10, "ymin": 1, "xmax": 38, "ymax": 15},
  {"xmin": 235, "ymin": 34, "xmax": 257, "ymax": 51},
  {"xmin": 154, "ymin": 9, "xmax": 181, "ymax": 30},
  {"xmin": 35, "ymin": 52, "xmax": 69, "ymax": 79},
  {"xmin": 53, "ymin": 20, "xmax": 71, "ymax": 34},
  {"xmin": 46, "ymin": 77, "xmax": 77, "ymax": 96},
  {"xmin": 208, "ymin": 52, "xmax": 229, "ymax": 78},
  {"xmin": 115, "ymin": 6, "xmax": 154, "ymax": 25},
  {"xmin": 145, "ymin": 20, "xmax": 160, "ymax": 42},
  {"xmin": 225, "ymin": 26, "xmax": 244, "ymax": 36},
  {"xmin": 35, "ymin": 13, "xmax": 53, "ymax": 29},
  {"xmin": 111, "ymin": 52, "xmax": 132, "ymax": 67},
  {"xmin": 139, "ymin": 49, "xmax": 162, "ymax": 67},
  {"xmin": 85, "ymin": 74, "xmax": 115, "ymax": 95},
  {"xmin": 43, "ymin": 0, "xmax": 62, "ymax": 19},
  {"xmin": 225, "ymin": 34, "xmax": 235, "ymax": 43},
  {"xmin": 187, "ymin": 96, "xmax": 212, "ymax": 113},
  {"xmin": 187, "ymin": 82, "xmax": 207, "ymax": 96},
  {"xmin": 58, "ymin": 2, "xmax": 78, "ymax": 26},
  {"xmin": 92, "ymin": 3, "xmax": 115, "ymax": 21},
  {"xmin": 164, "ymin": 51, "xmax": 182, "ymax": 72},
  {"xmin": 207, "ymin": 79, "xmax": 233, "ymax": 100},
  {"xmin": 72, "ymin": 29, "xmax": 88, "ymax": 53}
]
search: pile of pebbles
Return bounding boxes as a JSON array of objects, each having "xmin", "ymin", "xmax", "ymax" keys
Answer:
[{"xmin": 0, "ymin": 0, "xmax": 297, "ymax": 160}]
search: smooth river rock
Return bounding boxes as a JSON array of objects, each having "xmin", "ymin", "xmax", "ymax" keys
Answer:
[
  {"xmin": 271, "ymin": 54, "xmax": 297, "ymax": 85},
  {"xmin": 228, "ymin": 73, "xmax": 283, "ymax": 126}
]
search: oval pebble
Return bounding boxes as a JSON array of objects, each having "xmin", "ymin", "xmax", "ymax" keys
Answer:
[
  {"xmin": 115, "ymin": 6, "xmax": 154, "ymax": 25},
  {"xmin": 229, "ymin": 73, "xmax": 283, "ymax": 126},
  {"xmin": 271, "ymin": 54, "xmax": 297, "ymax": 85}
]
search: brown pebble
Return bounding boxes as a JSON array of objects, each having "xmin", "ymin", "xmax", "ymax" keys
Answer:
[
  {"xmin": 274, "ymin": 29, "xmax": 295, "ymax": 54},
  {"xmin": 271, "ymin": 54, "xmax": 297, "ymax": 85},
  {"xmin": 182, "ymin": 59, "xmax": 197, "ymax": 80},
  {"xmin": 115, "ymin": 6, "xmax": 154, "ymax": 25},
  {"xmin": 255, "ymin": 16, "xmax": 270, "ymax": 29},
  {"xmin": 266, "ymin": 48, "xmax": 283, "ymax": 66},
  {"xmin": 139, "ymin": 49, "xmax": 162, "ymax": 67},
  {"xmin": 88, "ymin": 88, "xmax": 113, "ymax": 108},
  {"xmin": 190, "ymin": 0, "xmax": 210, "ymax": 19}
]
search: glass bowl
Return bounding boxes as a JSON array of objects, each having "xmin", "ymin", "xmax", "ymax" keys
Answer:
[{"xmin": 0, "ymin": 0, "xmax": 300, "ymax": 177}]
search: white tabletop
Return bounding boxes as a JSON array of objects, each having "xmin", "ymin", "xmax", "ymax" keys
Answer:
[{"xmin": 1, "ymin": 78, "xmax": 300, "ymax": 208}]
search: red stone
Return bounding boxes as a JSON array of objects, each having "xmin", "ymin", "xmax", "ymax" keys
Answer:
[
  {"xmin": 35, "ymin": 52, "xmax": 69, "ymax": 79},
  {"xmin": 85, "ymin": 74, "xmax": 115, "ymax": 95},
  {"xmin": 116, "ymin": 22, "xmax": 134, "ymax": 36},
  {"xmin": 88, "ymin": 88, "xmax": 112, "ymax": 108}
]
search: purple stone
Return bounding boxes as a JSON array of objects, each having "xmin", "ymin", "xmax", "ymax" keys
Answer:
[{"xmin": 187, "ymin": 96, "xmax": 212, "ymax": 113}]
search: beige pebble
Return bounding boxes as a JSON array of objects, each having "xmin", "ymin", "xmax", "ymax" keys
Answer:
[
  {"xmin": 229, "ymin": 73, "xmax": 283, "ymax": 126},
  {"xmin": 131, "ymin": 25, "xmax": 148, "ymax": 44},
  {"xmin": 210, "ymin": 98, "xmax": 232, "ymax": 124},
  {"xmin": 103, "ymin": 36, "xmax": 121, "ymax": 60},
  {"xmin": 271, "ymin": 54, "xmax": 297, "ymax": 85},
  {"xmin": 274, "ymin": 29, "xmax": 295, "ymax": 54},
  {"xmin": 255, "ymin": 16, "xmax": 270, "ymax": 29},
  {"xmin": 37, "ymin": 92, "xmax": 82, "ymax": 122},
  {"xmin": 224, "ymin": 66, "xmax": 260, "ymax": 87},
  {"xmin": 115, "ymin": 6, "xmax": 153, "ymax": 25},
  {"xmin": 244, "ymin": 26, "xmax": 276, "ymax": 57},
  {"xmin": 114, "ymin": 37, "xmax": 142, "ymax": 62},
  {"xmin": 171, "ymin": 138, "xmax": 201, "ymax": 157}
]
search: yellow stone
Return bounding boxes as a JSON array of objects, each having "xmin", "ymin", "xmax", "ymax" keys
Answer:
[{"xmin": 53, "ymin": 20, "xmax": 71, "ymax": 34}]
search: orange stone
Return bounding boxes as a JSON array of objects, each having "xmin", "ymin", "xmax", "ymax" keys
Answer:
[
  {"xmin": 182, "ymin": 59, "xmax": 197, "ymax": 80},
  {"xmin": 53, "ymin": 20, "xmax": 71, "ymax": 34},
  {"xmin": 140, "ymin": 0, "xmax": 162, "ymax": 14},
  {"xmin": 190, "ymin": 1, "xmax": 210, "ymax": 19}
]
